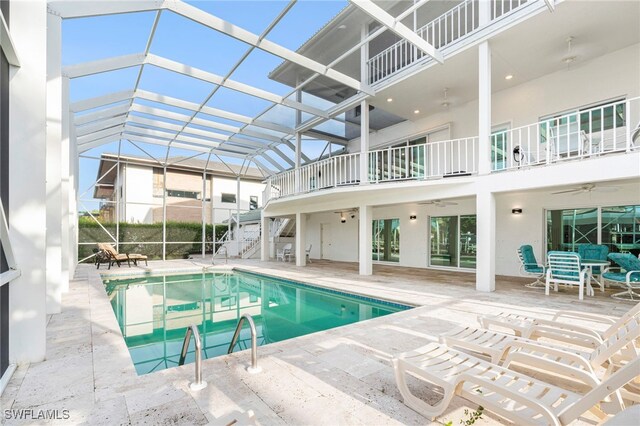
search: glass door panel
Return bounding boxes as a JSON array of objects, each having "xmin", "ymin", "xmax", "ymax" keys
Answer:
[
  {"xmin": 459, "ymin": 215, "xmax": 477, "ymax": 269},
  {"xmin": 546, "ymin": 208, "xmax": 598, "ymax": 252},
  {"xmin": 491, "ymin": 130, "xmax": 507, "ymax": 171},
  {"xmin": 372, "ymin": 219, "xmax": 400, "ymax": 262},
  {"xmin": 601, "ymin": 205, "xmax": 640, "ymax": 256},
  {"xmin": 430, "ymin": 216, "xmax": 458, "ymax": 267}
]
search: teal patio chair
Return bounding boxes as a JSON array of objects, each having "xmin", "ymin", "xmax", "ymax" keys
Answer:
[
  {"xmin": 546, "ymin": 251, "xmax": 590, "ymax": 300},
  {"xmin": 577, "ymin": 244, "xmax": 609, "ymax": 275},
  {"xmin": 603, "ymin": 253, "xmax": 640, "ymax": 301},
  {"xmin": 517, "ymin": 245, "xmax": 546, "ymax": 288}
]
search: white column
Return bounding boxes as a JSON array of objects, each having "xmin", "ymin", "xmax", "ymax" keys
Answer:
[
  {"xmin": 60, "ymin": 76, "xmax": 70, "ymax": 291},
  {"xmin": 478, "ymin": 40, "xmax": 492, "ymax": 175},
  {"xmin": 45, "ymin": 11, "xmax": 63, "ymax": 314},
  {"xmin": 360, "ymin": 23, "xmax": 369, "ymax": 85},
  {"xmin": 9, "ymin": 0, "xmax": 48, "ymax": 363},
  {"xmin": 358, "ymin": 205, "xmax": 372, "ymax": 275},
  {"xmin": 260, "ymin": 213, "xmax": 269, "ymax": 261},
  {"xmin": 475, "ymin": 191, "xmax": 496, "ymax": 292},
  {"xmin": 295, "ymin": 212, "xmax": 307, "ymax": 266},
  {"xmin": 294, "ymin": 132, "xmax": 302, "ymax": 192},
  {"xmin": 69, "ymin": 120, "xmax": 79, "ymax": 277},
  {"xmin": 360, "ymin": 100, "xmax": 370, "ymax": 184}
]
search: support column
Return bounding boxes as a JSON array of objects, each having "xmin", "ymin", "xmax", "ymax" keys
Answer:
[
  {"xmin": 358, "ymin": 205, "xmax": 372, "ymax": 275},
  {"xmin": 260, "ymin": 213, "xmax": 269, "ymax": 261},
  {"xmin": 45, "ymin": 11, "xmax": 62, "ymax": 314},
  {"xmin": 69, "ymin": 119, "xmax": 78, "ymax": 276},
  {"xmin": 60, "ymin": 76, "xmax": 70, "ymax": 291},
  {"xmin": 294, "ymin": 132, "xmax": 302, "ymax": 192},
  {"xmin": 295, "ymin": 212, "xmax": 307, "ymax": 266},
  {"xmin": 478, "ymin": 41, "xmax": 492, "ymax": 175},
  {"xmin": 359, "ymin": 100, "xmax": 370, "ymax": 184},
  {"xmin": 475, "ymin": 191, "xmax": 496, "ymax": 292},
  {"xmin": 10, "ymin": 0, "xmax": 48, "ymax": 363},
  {"xmin": 236, "ymin": 176, "xmax": 241, "ymax": 254}
]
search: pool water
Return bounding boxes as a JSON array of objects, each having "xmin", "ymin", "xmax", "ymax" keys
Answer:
[{"xmin": 103, "ymin": 270, "xmax": 411, "ymax": 375}]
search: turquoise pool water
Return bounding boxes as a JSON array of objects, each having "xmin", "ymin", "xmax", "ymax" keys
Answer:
[{"xmin": 103, "ymin": 270, "xmax": 411, "ymax": 375}]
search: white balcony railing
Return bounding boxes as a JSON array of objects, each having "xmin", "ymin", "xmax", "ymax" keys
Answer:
[
  {"xmin": 491, "ymin": 97, "xmax": 640, "ymax": 172},
  {"xmin": 367, "ymin": 0, "xmax": 530, "ymax": 85},
  {"xmin": 266, "ymin": 153, "xmax": 361, "ymax": 200},
  {"xmin": 369, "ymin": 137, "xmax": 478, "ymax": 183},
  {"xmin": 264, "ymin": 98, "xmax": 640, "ymax": 203}
]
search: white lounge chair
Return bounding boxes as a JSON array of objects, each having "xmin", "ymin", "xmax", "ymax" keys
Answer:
[
  {"xmin": 392, "ymin": 342, "xmax": 638, "ymax": 424},
  {"xmin": 479, "ymin": 302, "xmax": 640, "ymax": 348},
  {"xmin": 441, "ymin": 316, "xmax": 640, "ymax": 398},
  {"xmin": 276, "ymin": 243, "xmax": 292, "ymax": 262},
  {"xmin": 546, "ymin": 251, "xmax": 591, "ymax": 300}
]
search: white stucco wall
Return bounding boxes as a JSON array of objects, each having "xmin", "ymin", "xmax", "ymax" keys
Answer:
[
  {"xmin": 302, "ymin": 182, "xmax": 640, "ymax": 277},
  {"xmin": 122, "ymin": 165, "xmax": 155, "ymax": 223}
]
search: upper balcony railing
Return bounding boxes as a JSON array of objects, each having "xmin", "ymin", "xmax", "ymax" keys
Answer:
[
  {"xmin": 264, "ymin": 97, "xmax": 640, "ymax": 203},
  {"xmin": 491, "ymin": 97, "xmax": 640, "ymax": 171},
  {"xmin": 367, "ymin": 0, "xmax": 530, "ymax": 85}
]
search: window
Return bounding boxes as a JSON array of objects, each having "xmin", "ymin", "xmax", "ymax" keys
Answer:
[
  {"xmin": 166, "ymin": 189, "xmax": 200, "ymax": 199},
  {"xmin": 372, "ymin": 219, "xmax": 400, "ymax": 262},
  {"xmin": 250, "ymin": 196, "xmax": 258, "ymax": 210},
  {"xmin": 221, "ymin": 193, "xmax": 236, "ymax": 204},
  {"xmin": 430, "ymin": 215, "xmax": 476, "ymax": 269},
  {"xmin": 547, "ymin": 205, "xmax": 640, "ymax": 257},
  {"xmin": 491, "ymin": 125, "xmax": 510, "ymax": 171},
  {"xmin": 539, "ymin": 98, "xmax": 626, "ymax": 154}
]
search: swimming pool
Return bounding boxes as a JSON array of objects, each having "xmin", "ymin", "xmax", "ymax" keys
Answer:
[{"xmin": 103, "ymin": 270, "xmax": 411, "ymax": 375}]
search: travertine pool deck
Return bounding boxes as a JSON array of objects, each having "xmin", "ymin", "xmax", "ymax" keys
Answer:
[{"xmin": 1, "ymin": 259, "xmax": 633, "ymax": 425}]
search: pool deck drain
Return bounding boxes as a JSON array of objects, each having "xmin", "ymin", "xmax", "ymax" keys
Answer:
[{"xmin": 0, "ymin": 259, "xmax": 629, "ymax": 425}]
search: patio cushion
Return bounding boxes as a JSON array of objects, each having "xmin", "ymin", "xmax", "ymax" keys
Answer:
[
  {"xmin": 547, "ymin": 251, "xmax": 580, "ymax": 280},
  {"xmin": 578, "ymin": 244, "xmax": 609, "ymax": 274},
  {"xmin": 519, "ymin": 245, "xmax": 542, "ymax": 273},
  {"xmin": 602, "ymin": 272, "xmax": 640, "ymax": 283},
  {"xmin": 608, "ymin": 253, "xmax": 640, "ymax": 274}
]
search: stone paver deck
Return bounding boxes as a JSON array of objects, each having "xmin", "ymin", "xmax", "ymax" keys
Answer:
[{"xmin": 1, "ymin": 259, "xmax": 632, "ymax": 425}]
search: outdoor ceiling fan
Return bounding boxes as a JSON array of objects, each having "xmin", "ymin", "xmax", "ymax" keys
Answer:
[
  {"xmin": 551, "ymin": 183, "xmax": 619, "ymax": 195},
  {"xmin": 419, "ymin": 199, "xmax": 458, "ymax": 207}
]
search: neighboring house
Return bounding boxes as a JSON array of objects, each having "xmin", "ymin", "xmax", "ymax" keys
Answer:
[{"xmin": 94, "ymin": 153, "xmax": 265, "ymax": 224}]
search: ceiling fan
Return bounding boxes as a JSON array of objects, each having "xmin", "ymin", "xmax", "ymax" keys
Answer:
[
  {"xmin": 551, "ymin": 183, "xmax": 619, "ymax": 195},
  {"xmin": 419, "ymin": 199, "xmax": 458, "ymax": 207}
]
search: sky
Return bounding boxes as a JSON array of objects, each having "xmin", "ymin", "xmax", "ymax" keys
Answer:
[{"xmin": 64, "ymin": 0, "xmax": 352, "ymax": 207}]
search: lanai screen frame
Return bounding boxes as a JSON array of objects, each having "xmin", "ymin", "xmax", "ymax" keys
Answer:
[{"xmin": 55, "ymin": 0, "xmax": 447, "ymax": 262}]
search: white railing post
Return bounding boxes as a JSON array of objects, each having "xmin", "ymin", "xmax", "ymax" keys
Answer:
[{"xmin": 626, "ymin": 98, "xmax": 632, "ymax": 153}]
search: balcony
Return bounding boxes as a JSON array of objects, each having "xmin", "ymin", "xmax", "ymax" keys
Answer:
[
  {"xmin": 264, "ymin": 97, "xmax": 640, "ymax": 203},
  {"xmin": 367, "ymin": 0, "xmax": 533, "ymax": 85}
]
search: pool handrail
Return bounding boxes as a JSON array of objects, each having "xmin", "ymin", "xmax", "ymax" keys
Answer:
[
  {"xmin": 179, "ymin": 324, "xmax": 207, "ymax": 390},
  {"xmin": 228, "ymin": 313, "xmax": 262, "ymax": 374}
]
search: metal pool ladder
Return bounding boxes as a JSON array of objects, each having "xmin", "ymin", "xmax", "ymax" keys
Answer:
[
  {"xmin": 179, "ymin": 325, "xmax": 207, "ymax": 391},
  {"xmin": 228, "ymin": 314, "xmax": 262, "ymax": 374}
]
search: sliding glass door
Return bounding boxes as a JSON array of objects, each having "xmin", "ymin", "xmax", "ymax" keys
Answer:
[
  {"xmin": 430, "ymin": 215, "xmax": 476, "ymax": 269},
  {"xmin": 546, "ymin": 205, "xmax": 640, "ymax": 257},
  {"xmin": 372, "ymin": 219, "xmax": 400, "ymax": 262}
]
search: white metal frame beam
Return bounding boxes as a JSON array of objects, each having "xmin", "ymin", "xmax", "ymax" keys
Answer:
[
  {"xmin": 349, "ymin": 0, "xmax": 444, "ymax": 64},
  {"xmin": 51, "ymin": 0, "xmax": 372, "ymax": 95},
  {"xmin": 0, "ymin": 9, "xmax": 20, "ymax": 66},
  {"xmin": 0, "ymin": 198, "xmax": 20, "ymax": 286},
  {"xmin": 64, "ymin": 53, "xmax": 330, "ymax": 119}
]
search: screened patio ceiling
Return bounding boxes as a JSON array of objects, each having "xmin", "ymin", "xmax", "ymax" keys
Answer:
[{"xmin": 61, "ymin": 0, "xmax": 397, "ymax": 178}]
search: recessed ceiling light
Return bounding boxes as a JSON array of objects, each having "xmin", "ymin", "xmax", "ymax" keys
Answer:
[
  {"xmin": 505, "ymin": 74, "xmax": 513, "ymax": 80},
  {"xmin": 414, "ymin": 109, "xmax": 420, "ymax": 114},
  {"xmin": 337, "ymin": 24, "xmax": 347, "ymax": 30},
  {"xmin": 387, "ymin": 97, "xmax": 393, "ymax": 102}
]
